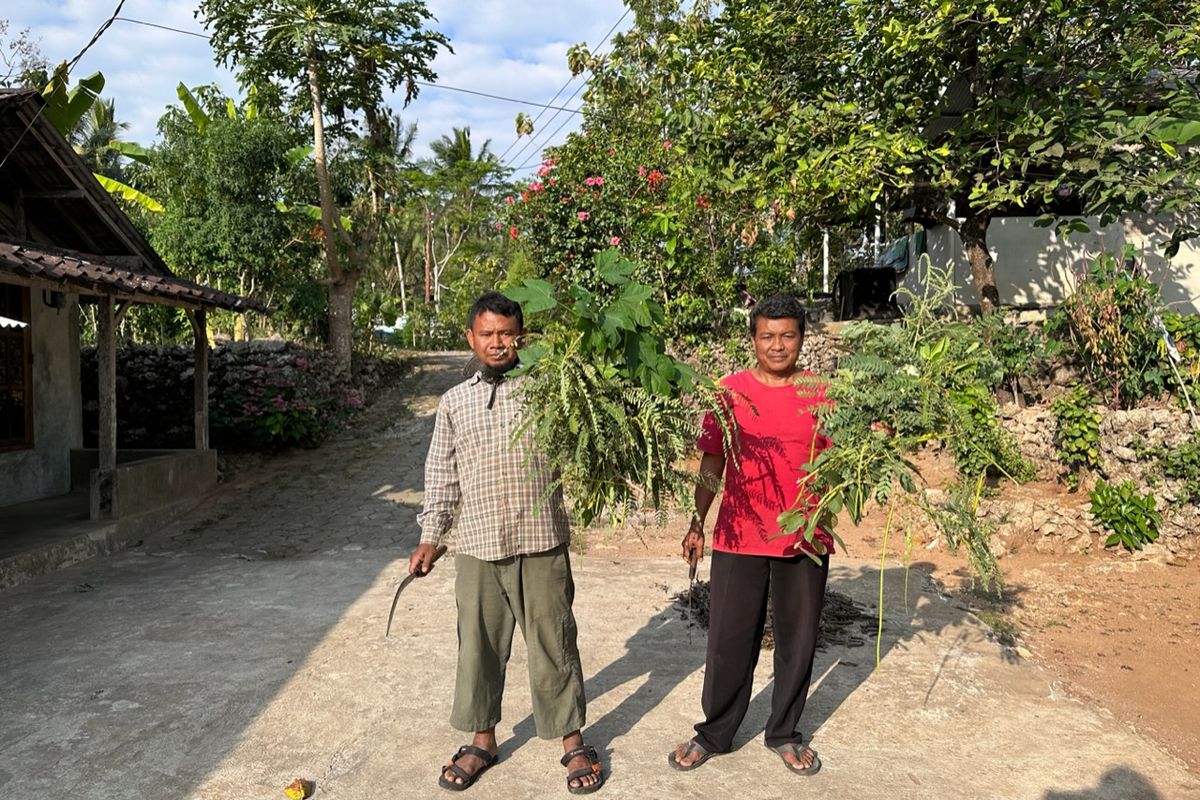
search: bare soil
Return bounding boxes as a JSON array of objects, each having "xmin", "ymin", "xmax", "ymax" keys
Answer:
[{"xmin": 590, "ymin": 457, "xmax": 1200, "ymax": 775}]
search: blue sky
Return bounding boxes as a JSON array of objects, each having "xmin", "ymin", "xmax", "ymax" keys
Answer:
[{"xmin": 5, "ymin": 1, "xmax": 630, "ymax": 177}]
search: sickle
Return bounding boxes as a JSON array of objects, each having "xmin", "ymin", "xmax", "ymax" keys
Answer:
[{"xmin": 386, "ymin": 545, "xmax": 448, "ymax": 637}]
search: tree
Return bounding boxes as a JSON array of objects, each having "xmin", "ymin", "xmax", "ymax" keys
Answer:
[
  {"xmin": 145, "ymin": 89, "xmax": 317, "ymax": 338},
  {"xmin": 70, "ymin": 98, "xmax": 129, "ymax": 179},
  {"xmin": 644, "ymin": 0, "xmax": 1200, "ymax": 312},
  {"xmin": 197, "ymin": 0, "xmax": 450, "ymax": 374},
  {"xmin": 414, "ymin": 127, "xmax": 507, "ymax": 306},
  {"xmin": 0, "ymin": 19, "xmax": 47, "ymax": 88}
]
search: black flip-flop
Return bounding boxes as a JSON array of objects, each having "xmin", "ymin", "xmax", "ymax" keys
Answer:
[
  {"xmin": 438, "ymin": 744, "xmax": 497, "ymax": 791},
  {"xmin": 562, "ymin": 744, "xmax": 606, "ymax": 794},
  {"xmin": 667, "ymin": 739, "xmax": 716, "ymax": 771},
  {"xmin": 765, "ymin": 741, "xmax": 821, "ymax": 776}
]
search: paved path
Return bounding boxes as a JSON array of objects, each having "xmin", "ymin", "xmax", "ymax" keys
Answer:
[{"xmin": 1, "ymin": 353, "xmax": 1197, "ymax": 800}]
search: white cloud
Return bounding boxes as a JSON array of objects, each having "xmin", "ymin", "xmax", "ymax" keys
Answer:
[{"xmin": 6, "ymin": 0, "xmax": 629, "ymax": 168}]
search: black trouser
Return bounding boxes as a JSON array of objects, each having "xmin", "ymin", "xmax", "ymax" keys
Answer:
[{"xmin": 694, "ymin": 549, "xmax": 829, "ymax": 753}]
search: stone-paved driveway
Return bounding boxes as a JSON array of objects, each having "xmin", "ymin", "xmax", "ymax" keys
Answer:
[
  {"xmin": 148, "ymin": 351, "xmax": 467, "ymax": 558},
  {"xmin": 2, "ymin": 351, "xmax": 1198, "ymax": 800}
]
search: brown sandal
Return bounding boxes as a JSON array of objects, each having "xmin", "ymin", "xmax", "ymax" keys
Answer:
[
  {"xmin": 438, "ymin": 744, "xmax": 497, "ymax": 791},
  {"xmin": 561, "ymin": 744, "xmax": 605, "ymax": 794}
]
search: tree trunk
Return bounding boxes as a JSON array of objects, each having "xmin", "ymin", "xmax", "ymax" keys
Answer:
[
  {"xmin": 306, "ymin": 44, "xmax": 353, "ymax": 376},
  {"xmin": 424, "ymin": 204, "xmax": 433, "ymax": 304},
  {"xmin": 959, "ymin": 212, "xmax": 1000, "ymax": 314},
  {"xmin": 393, "ymin": 236, "xmax": 408, "ymax": 315},
  {"xmin": 328, "ymin": 278, "xmax": 355, "ymax": 377}
]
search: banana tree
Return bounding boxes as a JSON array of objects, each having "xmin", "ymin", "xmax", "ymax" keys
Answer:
[{"xmin": 40, "ymin": 63, "xmax": 164, "ymax": 213}]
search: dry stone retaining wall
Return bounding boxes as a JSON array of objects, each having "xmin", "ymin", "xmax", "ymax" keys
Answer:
[{"xmin": 999, "ymin": 404, "xmax": 1198, "ymax": 558}]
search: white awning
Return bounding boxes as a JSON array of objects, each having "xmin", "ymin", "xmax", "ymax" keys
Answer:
[{"xmin": 0, "ymin": 314, "xmax": 28, "ymax": 329}]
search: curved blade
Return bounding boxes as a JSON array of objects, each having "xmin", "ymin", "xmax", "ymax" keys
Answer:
[{"xmin": 386, "ymin": 545, "xmax": 448, "ymax": 637}]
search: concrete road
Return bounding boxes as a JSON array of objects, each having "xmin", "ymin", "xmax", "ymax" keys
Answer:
[{"xmin": 1, "ymin": 353, "xmax": 1196, "ymax": 800}]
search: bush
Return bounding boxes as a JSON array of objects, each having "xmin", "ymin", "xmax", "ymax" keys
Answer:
[
  {"xmin": 974, "ymin": 313, "xmax": 1045, "ymax": 400},
  {"xmin": 1046, "ymin": 251, "xmax": 1164, "ymax": 408},
  {"xmin": 1050, "ymin": 385, "xmax": 1102, "ymax": 490},
  {"xmin": 1089, "ymin": 479, "xmax": 1161, "ymax": 551}
]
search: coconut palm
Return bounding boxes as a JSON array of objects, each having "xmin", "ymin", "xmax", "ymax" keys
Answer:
[{"xmin": 70, "ymin": 98, "xmax": 129, "ymax": 179}]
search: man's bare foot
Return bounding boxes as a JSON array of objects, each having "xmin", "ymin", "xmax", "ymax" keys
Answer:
[
  {"xmin": 441, "ymin": 730, "xmax": 497, "ymax": 788},
  {"xmin": 669, "ymin": 738, "xmax": 717, "ymax": 770},
  {"xmin": 766, "ymin": 741, "xmax": 821, "ymax": 774},
  {"xmin": 562, "ymin": 731, "xmax": 603, "ymax": 791}
]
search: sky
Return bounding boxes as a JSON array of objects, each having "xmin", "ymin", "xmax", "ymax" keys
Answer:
[{"xmin": 4, "ymin": 0, "xmax": 631, "ymax": 178}]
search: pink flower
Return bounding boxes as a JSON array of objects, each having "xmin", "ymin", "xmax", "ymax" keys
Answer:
[
  {"xmin": 509, "ymin": 225, "xmax": 519, "ymax": 240},
  {"xmin": 610, "ymin": 236, "xmax": 621, "ymax": 246},
  {"xmin": 638, "ymin": 166, "xmax": 647, "ymax": 177},
  {"xmin": 584, "ymin": 176, "xmax": 605, "ymax": 187},
  {"xmin": 494, "ymin": 222, "xmax": 503, "ymax": 231},
  {"xmin": 548, "ymin": 177, "xmax": 557, "ymax": 186},
  {"xmin": 663, "ymin": 140, "xmax": 672, "ymax": 149},
  {"xmin": 577, "ymin": 211, "xmax": 590, "ymax": 222},
  {"xmin": 531, "ymin": 182, "xmax": 544, "ymax": 192},
  {"xmin": 505, "ymin": 196, "xmax": 514, "ymax": 205}
]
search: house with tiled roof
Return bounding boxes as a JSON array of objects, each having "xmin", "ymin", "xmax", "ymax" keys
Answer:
[{"xmin": 0, "ymin": 88, "xmax": 265, "ymax": 584}]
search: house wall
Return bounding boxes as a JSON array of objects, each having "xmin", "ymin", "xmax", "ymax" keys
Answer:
[
  {"xmin": 0, "ymin": 290, "xmax": 82, "ymax": 507},
  {"xmin": 902, "ymin": 214, "xmax": 1200, "ymax": 314}
]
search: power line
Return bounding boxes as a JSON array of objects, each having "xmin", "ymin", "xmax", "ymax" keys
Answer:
[
  {"xmin": 498, "ymin": 7, "xmax": 631, "ymax": 167},
  {"xmin": 411, "ymin": 81, "xmax": 581, "ymax": 114},
  {"xmin": 505, "ymin": 81, "xmax": 590, "ymax": 173},
  {"xmin": 115, "ymin": 17, "xmax": 211, "ymax": 39},
  {"xmin": 111, "ymin": 18, "xmax": 589, "ymax": 116},
  {"xmin": 68, "ymin": 0, "xmax": 127, "ymax": 71}
]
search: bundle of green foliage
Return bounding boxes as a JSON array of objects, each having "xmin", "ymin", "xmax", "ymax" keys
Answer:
[
  {"xmin": 1050, "ymin": 386, "xmax": 1102, "ymax": 490},
  {"xmin": 1089, "ymin": 479, "xmax": 1162, "ymax": 551},
  {"xmin": 507, "ymin": 249, "xmax": 723, "ymax": 531},
  {"xmin": 781, "ymin": 261, "xmax": 1033, "ymax": 589}
]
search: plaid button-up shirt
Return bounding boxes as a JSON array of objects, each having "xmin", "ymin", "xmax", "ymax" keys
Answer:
[{"xmin": 417, "ymin": 372, "xmax": 572, "ymax": 561}]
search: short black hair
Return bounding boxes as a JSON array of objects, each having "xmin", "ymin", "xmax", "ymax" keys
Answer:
[
  {"xmin": 467, "ymin": 291, "xmax": 523, "ymax": 330},
  {"xmin": 749, "ymin": 293, "xmax": 806, "ymax": 337}
]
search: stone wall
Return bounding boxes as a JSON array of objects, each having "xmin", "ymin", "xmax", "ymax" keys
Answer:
[
  {"xmin": 999, "ymin": 403, "xmax": 1199, "ymax": 558},
  {"xmin": 80, "ymin": 340, "xmax": 407, "ymax": 450}
]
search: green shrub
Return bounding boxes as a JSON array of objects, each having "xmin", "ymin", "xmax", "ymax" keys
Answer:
[
  {"xmin": 1089, "ymin": 479, "xmax": 1162, "ymax": 551},
  {"xmin": 1144, "ymin": 432, "xmax": 1200, "ymax": 506},
  {"xmin": 1045, "ymin": 251, "xmax": 1164, "ymax": 408},
  {"xmin": 974, "ymin": 314, "xmax": 1044, "ymax": 397},
  {"xmin": 1050, "ymin": 385, "xmax": 1102, "ymax": 489}
]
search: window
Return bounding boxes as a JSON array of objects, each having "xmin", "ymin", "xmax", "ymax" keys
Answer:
[{"xmin": 0, "ymin": 284, "xmax": 32, "ymax": 451}]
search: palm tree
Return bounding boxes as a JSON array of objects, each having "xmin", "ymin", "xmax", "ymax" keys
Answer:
[
  {"xmin": 70, "ymin": 98, "xmax": 129, "ymax": 179},
  {"xmin": 429, "ymin": 126, "xmax": 496, "ymax": 170}
]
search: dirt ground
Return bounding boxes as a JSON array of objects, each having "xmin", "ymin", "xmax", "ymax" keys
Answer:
[{"xmin": 593, "ymin": 462, "xmax": 1200, "ymax": 777}]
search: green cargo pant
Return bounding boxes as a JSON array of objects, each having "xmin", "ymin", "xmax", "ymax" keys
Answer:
[{"xmin": 451, "ymin": 544, "xmax": 587, "ymax": 739}]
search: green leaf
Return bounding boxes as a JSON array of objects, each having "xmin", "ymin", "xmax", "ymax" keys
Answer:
[
  {"xmin": 595, "ymin": 248, "xmax": 634, "ymax": 285},
  {"xmin": 176, "ymin": 83, "xmax": 210, "ymax": 134},
  {"xmin": 108, "ymin": 141, "xmax": 152, "ymax": 165},
  {"xmin": 93, "ymin": 173, "xmax": 164, "ymax": 213},
  {"xmin": 41, "ymin": 65, "xmax": 105, "ymax": 135},
  {"xmin": 505, "ymin": 279, "xmax": 558, "ymax": 315},
  {"xmin": 284, "ymin": 144, "xmax": 313, "ymax": 165}
]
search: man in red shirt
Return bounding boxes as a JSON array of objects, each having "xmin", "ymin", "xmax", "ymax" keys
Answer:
[{"xmin": 670, "ymin": 294, "xmax": 831, "ymax": 776}]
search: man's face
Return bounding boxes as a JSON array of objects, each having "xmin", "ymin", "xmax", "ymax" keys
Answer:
[
  {"xmin": 466, "ymin": 310, "xmax": 522, "ymax": 370},
  {"xmin": 751, "ymin": 316, "xmax": 803, "ymax": 373}
]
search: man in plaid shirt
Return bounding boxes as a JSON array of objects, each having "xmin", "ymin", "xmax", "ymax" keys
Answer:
[{"xmin": 409, "ymin": 292, "xmax": 605, "ymax": 794}]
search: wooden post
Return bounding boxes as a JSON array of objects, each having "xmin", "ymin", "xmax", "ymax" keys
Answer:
[
  {"xmin": 97, "ymin": 294, "xmax": 117, "ymax": 517},
  {"xmin": 190, "ymin": 308, "xmax": 209, "ymax": 450}
]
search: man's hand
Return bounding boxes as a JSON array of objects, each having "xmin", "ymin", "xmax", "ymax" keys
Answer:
[
  {"xmin": 409, "ymin": 543, "xmax": 440, "ymax": 576},
  {"xmin": 681, "ymin": 519, "xmax": 705, "ymax": 567}
]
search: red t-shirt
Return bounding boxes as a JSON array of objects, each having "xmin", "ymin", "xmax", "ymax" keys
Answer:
[{"xmin": 697, "ymin": 370, "xmax": 834, "ymax": 557}]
